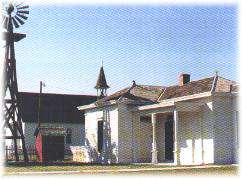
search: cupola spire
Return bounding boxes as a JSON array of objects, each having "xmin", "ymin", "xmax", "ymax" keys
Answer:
[{"xmin": 95, "ymin": 62, "xmax": 109, "ymax": 98}]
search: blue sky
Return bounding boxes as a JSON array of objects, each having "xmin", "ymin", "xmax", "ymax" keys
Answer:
[{"xmin": 13, "ymin": 4, "xmax": 237, "ymax": 95}]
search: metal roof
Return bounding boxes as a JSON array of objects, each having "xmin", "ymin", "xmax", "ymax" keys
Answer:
[{"xmin": 19, "ymin": 92, "xmax": 96, "ymax": 123}]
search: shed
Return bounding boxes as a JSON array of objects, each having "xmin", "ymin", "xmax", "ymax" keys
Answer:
[{"xmin": 35, "ymin": 127, "xmax": 66, "ymax": 162}]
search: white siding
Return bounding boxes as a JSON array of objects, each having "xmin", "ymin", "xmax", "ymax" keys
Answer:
[
  {"xmin": 202, "ymin": 102, "xmax": 214, "ymax": 164},
  {"xmin": 179, "ymin": 111, "xmax": 202, "ymax": 165},
  {"xmin": 109, "ymin": 107, "xmax": 119, "ymax": 162},
  {"xmin": 130, "ymin": 111, "xmax": 142, "ymax": 162},
  {"xmin": 85, "ymin": 106, "xmax": 119, "ymax": 162},
  {"xmin": 179, "ymin": 102, "xmax": 215, "ymax": 165},
  {"xmin": 117, "ymin": 103, "xmax": 134, "ymax": 163},
  {"xmin": 138, "ymin": 117, "xmax": 152, "ymax": 163},
  {"xmin": 85, "ymin": 110, "xmax": 103, "ymax": 150},
  {"xmin": 232, "ymin": 95, "xmax": 239, "ymax": 163},
  {"xmin": 213, "ymin": 95, "xmax": 235, "ymax": 164}
]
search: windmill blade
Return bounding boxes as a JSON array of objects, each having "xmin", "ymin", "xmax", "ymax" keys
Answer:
[
  {"xmin": 12, "ymin": 17, "xmax": 20, "ymax": 28},
  {"xmin": 17, "ymin": 10, "xmax": 29, "ymax": 14},
  {"xmin": 17, "ymin": 5, "xmax": 29, "ymax": 10},
  {"xmin": 2, "ymin": 16, "xmax": 6, "ymax": 27},
  {"xmin": 3, "ymin": 17, "xmax": 9, "ymax": 29},
  {"xmin": 14, "ymin": 15, "xmax": 24, "ymax": 25},
  {"xmin": 16, "ymin": 13, "xmax": 28, "ymax": 20},
  {"xmin": 15, "ymin": 2, "xmax": 24, "ymax": 7},
  {"xmin": 1, "ymin": 15, "xmax": 6, "ymax": 23}
]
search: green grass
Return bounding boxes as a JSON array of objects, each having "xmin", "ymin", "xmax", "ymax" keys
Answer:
[
  {"xmin": 121, "ymin": 166, "xmax": 238, "ymax": 176},
  {"xmin": 4, "ymin": 163, "xmax": 171, "ymax": 172},
  {"xmin": 4, "ymin": 163, "xmax": 238, "ymax": 175}
]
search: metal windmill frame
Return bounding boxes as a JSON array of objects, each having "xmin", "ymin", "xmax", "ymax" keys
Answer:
[{"xmin": 2, "ymin": 1, "xmax": 30, "ymax": 162}]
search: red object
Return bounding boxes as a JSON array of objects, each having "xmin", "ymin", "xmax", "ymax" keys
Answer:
[
  {"xmin": 35, "ymin": 133, "xmax": 43, "ymax": 162},
  {"xmin": 35, "ymin": 127, "xmax": 65, "ymax": 162}
]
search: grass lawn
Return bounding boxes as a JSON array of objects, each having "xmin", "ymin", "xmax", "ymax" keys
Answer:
[
  {"xmin": 4, "ymin": 162, "xmax": 238, "ymax": 175},
  {"xmin": 124, "ymin": 166, "xmax": 238, "ymax": 175},
  {"xmin": 4, "ymin": 162, "xmax": 171, "ymax": 172}
]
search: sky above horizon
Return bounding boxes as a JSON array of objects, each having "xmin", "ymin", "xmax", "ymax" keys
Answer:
[{"xmin": 11, "ymin": 4, "xmax": 237, "ymax": 95}]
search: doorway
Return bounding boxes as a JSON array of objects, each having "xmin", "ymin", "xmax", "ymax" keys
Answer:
[
  {"xmin": 165, "ymin": 117, "xmax": 174, "ymax": 161},
  {"xmin": 97, "ymin": 121, "xmax": 103, "ymax": 153},
  {"xmin": 42, "ymin": 135, "xmax": 64, "ymax": 162}
]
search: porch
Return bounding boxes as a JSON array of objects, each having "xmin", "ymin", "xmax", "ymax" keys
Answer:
[{"xmin": 137, "ymin": 99, "xmax": 213, "ymax": 165}]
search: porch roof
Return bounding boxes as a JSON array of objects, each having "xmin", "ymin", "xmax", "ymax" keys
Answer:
[{"xmin": 137, "ymin": 92, "xmax": 212, "ymax": 113}]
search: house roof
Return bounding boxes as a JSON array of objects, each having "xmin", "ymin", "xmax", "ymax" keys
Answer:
[
  {"xmin": 158, "ymin": 76, "xmax": 237, "ymax": 101},
  {"xmin": 104, "ymin": 84, "xmax": 165, "ymax": 102},
  {"xmin": 19, "ymin": 92, "xmax": 97, "ymax": 123},
  {"xmin": 78, "ymin": 75, "xmax": 238, "ymax": 111},
  {"xmin": 78, "ymin": 84, "xmax": 165, "ymax": 110}
]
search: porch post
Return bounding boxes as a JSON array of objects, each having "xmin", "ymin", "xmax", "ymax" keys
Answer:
[
  {"xmin": 200, "ymin": 106, "xmax": 205, "ymax": 165},
  {"xmin": 151, "ymin": 113, "xmax": 158, "ymax": 164},
  {"xmin": 173, "ymin": 108, "xmax": 180, "ymax": 165}
]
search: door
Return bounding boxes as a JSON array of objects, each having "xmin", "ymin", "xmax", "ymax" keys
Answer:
[
  {"xmin": 97, "ymin": 121, "xmax": 103, "ymax": 153},
  {"xmin": 165, "ymin": 119, "xmax": 174, "ymax": 161},
  {"xmin": 43, "ymin": 136, "xmax": 64, "ymax": 162}
]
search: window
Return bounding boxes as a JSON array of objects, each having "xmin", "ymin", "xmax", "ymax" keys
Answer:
[
  {"xmin": 97, "ymin": 121, "xmax": 103, "ymax": 153},
  {"xmin": 66, "ymin": 128, "xmax": 72, "ymax": 144}
]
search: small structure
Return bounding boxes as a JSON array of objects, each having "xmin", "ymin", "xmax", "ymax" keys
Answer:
[{"xmin": 35, "ymin": 127, "xmax": 65, "ymax": 162}]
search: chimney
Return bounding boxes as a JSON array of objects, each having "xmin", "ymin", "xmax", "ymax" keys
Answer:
[{"xmin": 179, "ymin": 73, "xmax": 190, "ymax": 86}]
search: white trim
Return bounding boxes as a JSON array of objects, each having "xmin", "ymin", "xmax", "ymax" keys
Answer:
[
  {"xmin": 173, "ymin": 108, "xmax": 180, "ymax": 165},
  {"xmin": 77, "ymin": 100, "xmax": 117, "ymax": 111},
  {"xmin": 200, "ymin": 106, "xmax": 205, "ymax": 165},
  {"xmin": 210, "ymin": 74, "xmax": 218, "ymax": 92},
  {"xmin": 138, "ymin": 92, "xmax": 212, "ymax": 111},
  {"xmin": 151, "ymin": 113, "xmax": 158, "ymax": 164}
]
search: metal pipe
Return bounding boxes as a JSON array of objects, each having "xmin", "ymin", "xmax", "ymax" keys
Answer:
[{"xmin": 37, "ymin": 81, "xmax": 44, "ymax": 127}]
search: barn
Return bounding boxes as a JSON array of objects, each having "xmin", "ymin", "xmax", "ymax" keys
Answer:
[{"xmin": 14, "ymin": 92, "xmax": 96, "ymax": 151}]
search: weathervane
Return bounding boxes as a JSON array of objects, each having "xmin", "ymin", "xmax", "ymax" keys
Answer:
[{"xmin": 2, "ymin": 0, "xmax": 29, "ymax": 162}]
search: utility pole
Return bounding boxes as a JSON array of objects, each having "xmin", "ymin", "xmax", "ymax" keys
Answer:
[{"xmin": 37, "ymin": 81, "xmax": 45, "ymax": 127}]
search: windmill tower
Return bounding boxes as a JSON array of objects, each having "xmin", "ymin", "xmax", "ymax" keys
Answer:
[
  {"xmin": 2, "ymin": 1, "xmax": 29, "ymax": 162},
  {"xmin": 94, "ymin": 63, "xmax": 112, "ymax": 164}
]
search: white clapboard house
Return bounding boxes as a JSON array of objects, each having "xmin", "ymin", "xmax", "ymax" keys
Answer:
[{"xmin": 78, "ymin": 67, "xmax": 238, "ymax": 165}]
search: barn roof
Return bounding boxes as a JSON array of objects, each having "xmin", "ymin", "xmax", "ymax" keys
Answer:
[{"xmin": 19, "ymin": 92, "xmax": 97, "ymax": 123}]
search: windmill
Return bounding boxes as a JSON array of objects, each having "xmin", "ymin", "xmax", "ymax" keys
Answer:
[{"xmin": 2, "ymin": 0, "xmax": 29, "ymax": 162}]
